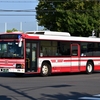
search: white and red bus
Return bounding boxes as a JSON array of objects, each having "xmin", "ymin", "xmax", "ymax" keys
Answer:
[{"xmin": 0, "ymin": 31, "xmax": 100, "ymax": 76}]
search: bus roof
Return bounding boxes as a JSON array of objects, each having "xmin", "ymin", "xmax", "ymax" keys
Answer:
[
  {"xmin": 25, "ymin": 31, "xmax": 71, "ymax": 36},
  {"xmin": 24, "ymin": 31, "xmax": 100, "ymax": 42},
  {"xmin": 0, "ymin": 31, "xmax": 100, "ymax": 42}
]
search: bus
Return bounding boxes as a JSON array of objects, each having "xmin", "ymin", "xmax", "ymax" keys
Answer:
[{"xmin": 0, "ymin": 31, "xmax": 100, "ymax": 76}]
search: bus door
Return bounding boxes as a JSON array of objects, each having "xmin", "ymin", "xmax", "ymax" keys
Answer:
[
  {"xmin": 71, "ymin": 43, "xmax": 80, "ymax": 72},
  {"xmin": 25, "ymin": 41, "xmax": 38, "ymax": 72}
]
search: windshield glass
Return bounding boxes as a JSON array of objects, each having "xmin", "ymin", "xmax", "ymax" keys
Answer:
[{"xmin": 0, "ymin": 41, "xmax": 24, "ymax": 58}]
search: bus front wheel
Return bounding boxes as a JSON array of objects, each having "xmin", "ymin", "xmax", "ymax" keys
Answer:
[
  {"xmin": 86, "ymin": 61, "xmax": 93, "ymax": 74},
  {"xmin": 41, "ymin": 63, "xmax": 50, "ymax": 76}
]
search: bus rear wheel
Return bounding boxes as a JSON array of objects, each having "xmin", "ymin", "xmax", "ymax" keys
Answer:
[
  {"xmin": 86, "ymin": 61, "xmax": 93, "ymax": 74},
  {"xmin": 41, "ymin": 63, "xmax": 50, "ymax": 77}
]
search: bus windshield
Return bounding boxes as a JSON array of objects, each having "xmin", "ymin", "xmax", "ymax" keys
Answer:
[{"xmin": 0, "ymin": 41, "xmax": 24, "ymax": 58}]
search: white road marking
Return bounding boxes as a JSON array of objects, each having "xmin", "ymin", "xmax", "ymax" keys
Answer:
[
  {"xmin": 79, "ymin": 97, "xmax": 100, "ymax": 100},
  {"xmin": 68, "ymin": 94, "xmax": 100, "ymax": 100},
  {"xmin": 94, "ymin": 94, "xmax": 100, "ymax": 97}
]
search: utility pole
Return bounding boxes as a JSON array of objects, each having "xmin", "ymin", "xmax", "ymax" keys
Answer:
[
  {"xmin": 20, "ymin": 22, "xmax": 22, "ymax": 31},
  {"xmin": 36, "ymin": 21, "xmax": 38, "ymax": 31},
  {"xmin": 5, "ymin": 22, "xmax": 7, "ymax": 32}
]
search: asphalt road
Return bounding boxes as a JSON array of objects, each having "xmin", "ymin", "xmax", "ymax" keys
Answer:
[{"xmin": 0, "ymin": 72, "xmax": 100, "ymax": 100}]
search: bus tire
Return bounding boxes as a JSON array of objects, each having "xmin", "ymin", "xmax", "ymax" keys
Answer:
[
  {"xmin": 41, "ymin": 63, "xmax": 50, "ymax": 77},
  {"xmin": 86, "ymin": 61, "xmax": 93, "ymax": 74}
]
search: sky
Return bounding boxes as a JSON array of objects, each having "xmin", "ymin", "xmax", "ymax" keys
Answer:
[{"xmin": 0, "ymin": 0, "xmax": 43, "ymax": 32}]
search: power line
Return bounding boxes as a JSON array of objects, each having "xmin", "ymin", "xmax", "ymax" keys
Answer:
[
  {"xmin": 0, "ymin": 9, "xmax": 100, "ymax": 13},
  {"xmin": 0, "ymin": 9, "xmax": 36, "ymax": 12},
  {"xmin": 0, "ymin": 0, "xmax": 99, "ymax": 3},
  {"xmin": 0, "ymin": 1, "xmax": 37, "ymax": 3},
  {"xmin": 0, "ymin": 14, "xmax": 35, "ymax": 16},
  {"xmin": 41, "ymin": 0, "xmax": 100, "ymax": 2}
]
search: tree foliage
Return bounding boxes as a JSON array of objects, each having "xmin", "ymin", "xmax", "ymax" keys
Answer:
[
  {"xmin": 7, "ymin": 28, "xmax": 18, "ymax": 33},
  {"xmin": 36, "ymin": 0, "xmax": 100, "ymax": 36}
]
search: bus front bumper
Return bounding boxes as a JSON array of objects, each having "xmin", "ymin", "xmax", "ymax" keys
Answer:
[{"xmin": 0, "ymin": 68, "xmax": 25, "ymax": 73}]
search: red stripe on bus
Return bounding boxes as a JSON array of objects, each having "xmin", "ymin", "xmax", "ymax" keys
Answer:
[
  {"xmin": 51, "ymin": 60, "xmax": 56, "ymax": 63},
  {"xmin": 25, "ymin": 35, "xmax": 39, "ymax": 39}
]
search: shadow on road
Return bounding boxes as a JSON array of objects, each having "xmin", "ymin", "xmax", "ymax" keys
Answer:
[
  {"xmin": 39, "ymin": 92, "xmax": 94, "ymax": 100},
  {"xmin": 0, "ymin": 73, "xmax": 40, "ymax": 78},
  {"xmin": 0, "ymin": 71, "xmax": 100, "ymax": 78},
  {"xmin": 0, "ymin": 95, "xmax": 11, "ymax": 100},
  {"xmin": 0, "ymin": 83, "xmax": 99, "ymax": 100}
]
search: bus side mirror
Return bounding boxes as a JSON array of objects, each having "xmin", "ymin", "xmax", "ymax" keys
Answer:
[{"xmin": 18, "ymin": 38, "xmax": 22, "ymax": 47}]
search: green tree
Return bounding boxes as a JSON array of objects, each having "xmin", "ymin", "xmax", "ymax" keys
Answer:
[
  {"xmin": 36, "ymin": 0, "xmax": 100, "ymax": 36},
  {"xmin": 7, "ymin": 28, "xmax": 18, "ymax": 33}
]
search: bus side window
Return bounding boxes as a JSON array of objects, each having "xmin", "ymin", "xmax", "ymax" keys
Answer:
[
  {"xmin": 71, "ymin": 45, "xmax": 78, "ymax": 56},
  {"xmin": 40, "ymin": 46, "xmax": 43, "ymax": 57},
  {"xmin": 72, "ymin": 50, "xmax": 78, "ymax": 56},
  {"xmin": 26, "ymin": 43, "xmax": 30, "ymax": 57},
  {"xmin": 66, "ymin": 49, "xmax": 70, "ymax": 56}
]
